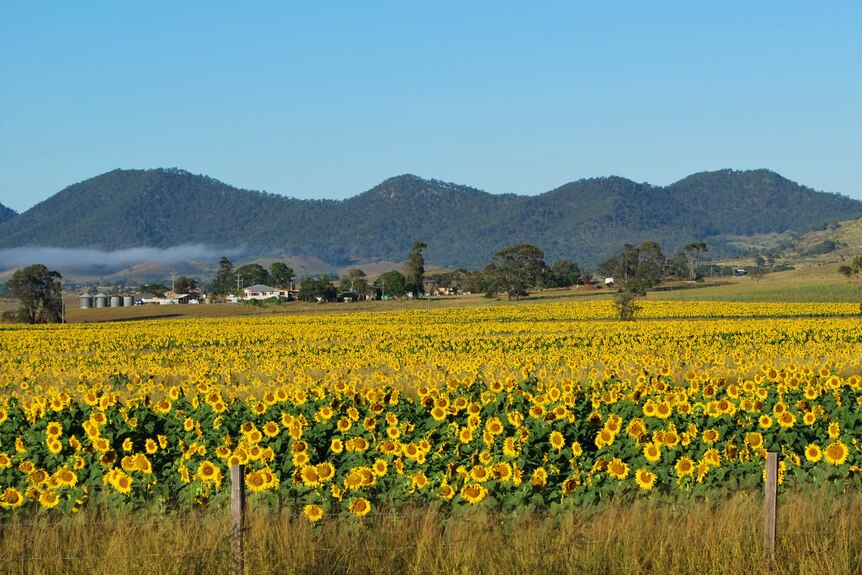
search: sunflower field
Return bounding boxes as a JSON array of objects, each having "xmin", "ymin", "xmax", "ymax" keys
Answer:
[{"xmin": 2, "ymin": 300, "xmax": 862, "ymax": 520}]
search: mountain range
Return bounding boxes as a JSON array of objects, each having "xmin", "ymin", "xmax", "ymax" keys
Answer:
[{"xmin": 0, "ymin": 167, "xmax": 860, "ymax": 270}]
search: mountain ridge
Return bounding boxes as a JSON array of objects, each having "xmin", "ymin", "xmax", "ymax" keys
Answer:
[{"xmin": 1, "ymin": 168, "xmax": 860, "ymax": 269}]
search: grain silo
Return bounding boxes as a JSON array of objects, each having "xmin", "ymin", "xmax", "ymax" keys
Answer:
[
  {"xmin": 95, "ymin": 293, "xmax": 108, "ymax": 308},
  {"xmin": 79, "ymin": 294, "xmax": 93, "ymax": 309},
  {"xmin": 110, "ymin": 295, "xmax": 122, "ymax": 307},
  {"xmin": 123, "ymin": 295, "xmax": 135, "ymax": 307}
]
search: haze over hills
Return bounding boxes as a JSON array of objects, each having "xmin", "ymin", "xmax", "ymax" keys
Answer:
[{"xmin": 0, "ymin": 167, "xmax": 860, "ymax": 272}]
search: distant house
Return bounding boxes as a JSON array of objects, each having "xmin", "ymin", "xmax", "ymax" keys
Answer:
[
  {"xmin": 243, "ymin": 284, "xmax": 278, "ymax": 300},
  {"xmin": 160, "ymin": 291, "xmax": 190, "ymax": 304},
  {"xmin": 734, "ymin": 268, "xmax": 748, "ymax": 276}
]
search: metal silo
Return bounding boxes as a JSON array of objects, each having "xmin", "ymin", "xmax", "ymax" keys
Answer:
[
  {"xmin": 79, "ymin": 294, "xmax": 93, "ymax": 309},
  {"xmin": 110, "ymin": 295, "xmax": 122, "ymax": 307},
  {"xmin": 95, "ymin": 293, "xmax": 108, "ymax": 308},
  {"xmin": 123, "ymin": 295, "xmax": 134, "ymax": 307}
]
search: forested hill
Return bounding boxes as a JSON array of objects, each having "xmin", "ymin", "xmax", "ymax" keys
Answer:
[
  {"xmin": 1, "ymin": 168, "xmax": 860, "ymax": 268},
  {"xmin": 0, "ymin": 202, "xmax": 15, "ymax": 225}
]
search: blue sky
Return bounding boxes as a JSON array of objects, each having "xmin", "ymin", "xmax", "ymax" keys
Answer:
[{"xmin": 1, "ymin": 1, "xmax": 860, "ymax": 213}]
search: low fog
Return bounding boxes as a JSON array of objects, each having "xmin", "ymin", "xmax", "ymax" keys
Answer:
[{"xmin": 0, "ymin": 245, "xmax": 244, "ymax": 273}]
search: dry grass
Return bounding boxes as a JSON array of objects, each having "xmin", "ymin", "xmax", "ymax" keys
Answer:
[{"xmin": 2, "ymin": 491, "xmax": 862, "ymax": 575}]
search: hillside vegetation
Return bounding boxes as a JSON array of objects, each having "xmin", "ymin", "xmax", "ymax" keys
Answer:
[
  {"xmin": 1, "ymin": 168, "xmax": 860, "ymax": 269},
  {"xmin": 0, "ymin": 201, "xmax": 15, "ymax": 225}
]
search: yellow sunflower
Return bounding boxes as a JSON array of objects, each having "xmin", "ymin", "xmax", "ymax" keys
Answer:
[
  {"xmin": 824, "ymin": 441, "xmax": 849, "ymax": 466},
  {"xmin": 635, "ymin": 468, "xmax": 656, "ymax": 490},
  {"xmin": 674, "ymin": 457, "xmax": 695, "ymax": 478},
  {"xmin": 460, "ymin": 483, "xmax": 488, "ymax": 504},
  {"xmin": 607, "ymin": 458, "xmax": 629, "ymax": 480},
  {"xmin": 805, "ymin": 444, "xmax": 822, "ymax": 463},
  {"xmin": 349, "ymin": 498, "xmax": 372, "ymax": 517},
  {"xmin": 303, "ymin": 504, "xmax": 324, "ymax": 523}
]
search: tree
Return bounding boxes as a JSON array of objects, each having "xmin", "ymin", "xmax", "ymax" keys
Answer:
[
  {"xmin": 235, "ymin": 263, "xmax": 270, "ymax": 288},
  {"xmin": 613, "ymin": 277, "xmax": 648, "ymax": 321},
  {"xmin": 269, "ymin": 262, "xmax": 295, "ymax": 288},
  {"xmin": 597, "ymin": 244, "xmax": 639, "ymax": 282},
  {"xmin": 297, "ymin": 277, "xmax": 337, "ymax": 302},
  {"xmin": 213, "ymin": 257, "xmax": 236, "ymax": 295},
  {"xmin": 376, "ymin": 270, "xmax": 408, "ymax": 297},
  {"xmin": 174, "ymin": 276, "xmax": 197, "ymax": 294},
  {"xmin": 635, "ymin": 240, "xmax": 668, "ymax": 289},
  {"xmin": 341, "ymin": 268, "xmax": 367, "ymax": 292},
  {"xmin": 7, "ymin": 264, "xmax": 63, "ymax": 323},
  {"xmin": 487, "ymin": 244, "xmax": 546, "ymax": 300},
  {"xmin": 549, "ymin": 259, "xmax": 582, "ymax": 288},
  {"xmin": 838, "ymin": 256, "xmax": 862, "ymax": 314},
  {"xmin": 684, "ymin": 242, "xmax": 708, "ymax": 281},
  {"xmin": 405, "ymin": 241, "xmax": 427, "ymax": 296}
]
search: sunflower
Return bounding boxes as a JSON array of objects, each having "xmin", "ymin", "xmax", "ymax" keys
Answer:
[
  {"xmin": 359, "ymin": 467, "xmax": 376, "ymax": 487},
  {"xmin": 263, "ymin": 421, "xmax": 280, "ymax": 438},
  {"xmin": 460, "ymin": 483, "xmax": 488, "ymax": 504},
  {"xmin": 412, "ymin": 472, "xmax": 428, "ymax": 490},
  {"xmin": 55, "ymin": 467, "xmax": 77, "ymax": 488},
  {"xmin": 595, "ymin": 429, "xmax": 614, "ymax": 449},
  {"xmin": 828, "ymin": 422, "xmax": 841, "ymax": 439},
  {"xmin": 246, "ymin": 471, "xmax": 268, "ymax": 492},
  {"xmin": 316, "ymin": 462, "xmax": 336, "ymax": 482},
  {"xmin": 655, "ymin": 402, "xmax": 672, "ymax": 419},
  {"xmin": 39, "ymin": 490, "xmax": 60, "ymax": 509},
  {"xmin": 777, "ymin": 411, "xmax": 796, "ymax": 429},
  {"xmin": 300, "ymin": 465, "xmax": 321, "ymax": 487},
  {"xmin": 758, "ymin": 415, "xmax": 773, "ymax": 429},
  {"xmin": 824, "ymin": 441, "xmax": 849, "ymax": 466},
  {"xmin": 470, "ymin": 465, "xmax": 490, "ymax": 483},
  {"xmin": 635, "ymin": 468, "xmax": 656, "ymax": 490},
  {"xmin": 492, "ymin": 462, "xmax": 513, "ymax": 482},
  {"xmin": 114, "ymin": 472, "xmax": 133, "ymax": 494},
  {"xmin": 0, "ymin": 453, "xmax": 12, "ymax": 469},
  {"xmin": 528, "ymin": 466, "xmax": 547, "ymax": 488},
  {"xmin": 145, "ymin": 438, "xmax": 158, "ymax": 454},
  {"xmin": 674, "ymin": 457, "xmax": 695, "ymax": 478},
  {"xmin": 663, "ymin": 431, "xmax": 680, "ymax": 447},
  {"xmin": 643, "ymin": 442, "xmax": 661, "ymax": 463},
  {"xmin": 0, "ymin": 487, "xmax": 24, "ymax": 509},
  {"xmin": 292, "ymin": 451, "xmax": 310, "ymax": 467},
  {"xmin": 349, "ymin": 498, "xmax": 372, "ymax": 517},
  {"xmin": 330, "ymin": 438, "xmax": 344, "ymax": 454},
  {"xmin": 437, "ymin": 482, "xmax": 456, "ymax": 500},
  {"xmin": 350, "ymin": 437, "xmax": 369, "ymax": 452},
  {"xmin": 196, "ymin": 461, "xmax": 222, "ymax": 484},
  {"xmin": 745, "ymin": 432, "xmax": 763, "ymax": 449},
  {"xmin": 45, "ymin": 421, "xmax": 63, "ymax": 437},
  {"xmin": 303, "ymin": 504, "xmax": 324, "ymax": 523},
  {"xmin": 626, "ymin": 418, "xmax": 647, "ymax": 440},
  {"xmin": 549, "ymin": 431, "xmax": 566, "ymax": 451},
  {"xmin": 805, "ymin": 444, "xmax": 822, "ymax": 463},
  {"xmin": 701, "ymin": 429, "xmax": 719, "ymax": 444},
  {"xmin": 606, "ymin": 458, "xmax": 629, "ymax": 480},
  {"xmin": 135, "ymin": 453, "xmax": 153, "ymax": 474},
  {"xmin": 503, "ymin": 437, "xmax": 520, "ymax": 458},
  {"xmin": 486, "ymin": 417, "xmax": 504, "ymax": 435},
  {"xmin": 344, "ymin": 470, "xmax": 363, "ymax": 490}
]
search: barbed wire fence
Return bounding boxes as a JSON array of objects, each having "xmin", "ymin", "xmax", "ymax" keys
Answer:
[{"xmin": 0, "ymin": 456, "xmax": 792, "ymax": 574}]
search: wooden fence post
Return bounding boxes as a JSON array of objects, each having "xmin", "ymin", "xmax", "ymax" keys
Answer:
[
  {"xmin": 763, "ymin": 452, "xmax": 778, "ymax": 564},
  {"xmin": 231, "ymin": 464, "xmax": 246, "ymax": 575}
]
